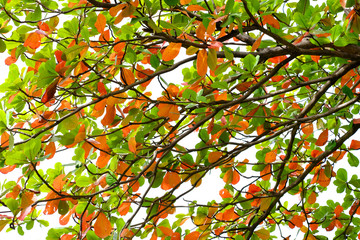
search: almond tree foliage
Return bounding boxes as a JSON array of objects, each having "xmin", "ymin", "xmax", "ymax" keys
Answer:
[{"xmin": 2, "ymin": 0, "xmax": 360, "ymax": 239}]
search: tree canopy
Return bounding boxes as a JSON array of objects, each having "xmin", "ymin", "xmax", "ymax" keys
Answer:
[{"xmin": 1, "ymin": 0, "xmax": 360, "ymax": 239}]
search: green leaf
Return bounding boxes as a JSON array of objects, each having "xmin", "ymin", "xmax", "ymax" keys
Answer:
[
  {"xmin": 0, "ymin": 39, "xmax": 6, "ymax": 53},
  {"xmin": 26, "ymin": 220, "xmax": 34, "ymax": 230},
  {"xmin": 61, "ymin": 44, "xmax": 87, "ymax": 61},
  {"xmin": 225, "ymin": 0, "xmax": 234, "ymax": 15},
  {"xmin": 150, "ymin": 54, "xmax": 160, "ymax": 69},
  {"xmin": 243, "ymin": 54, "xmax": 259, "ymax": 72},
  {"xmin": 348, "ymin": 152, "xmax": 359, "ymax": 167},
  {"xmin": 164, "ymin": 0, "xmax": 179, "ymax": 6},
  {"xmin": 3, "ymin": 198, "xmax": 19, "ymax": 213},
  {"xmin": 76, "ymin": 176, "xmax": 92, "ymax": 187},
  {"xmin": 336, "ymin": 168, "xmax": 347, "ymax": 182},
  {"xmin": 296, "ymin": 0, "xmax": 310, "ymax": 14},
  {"xmin": 106, "ymin": 173, "xmax": 117, "ymax": 185},
  {"xmin": 23, "ymin": 138, "xmax": 42, "ymax": 161},
  {"xmin": 207, "ymin": 48, "xmax": 217, "ymax": 71},
  {"xmin": 342, "ymin": 86, "xmax": 354, "ymax": 99},
  {"xmin": 58, "ymin": 200, "xmax": 69, "ymax": 215}
]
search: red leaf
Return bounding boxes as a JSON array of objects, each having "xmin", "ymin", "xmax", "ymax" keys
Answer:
[
  {"xmin": 315, "ymin": 129, "xmax": 328, "ymax": 146},
  {"xmin": 94, "ymin": 212, "xmax": 112, "ymax": 238},
  {"xmin": 41, "ymin": 79, "xmax": 59, "ymax": 103},
  {"xmin": 197, "ymin": 49, "xmax": 208, "ymax": 76},
  {"xmin": 162, "ymin": 42, "xmax": 182, "ymax": 61}
]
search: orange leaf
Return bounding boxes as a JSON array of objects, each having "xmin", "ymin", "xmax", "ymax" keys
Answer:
[
  {"xmin": 350, "ymin": 140, "xmax": 360, "ymax": 150},
  {"xmin": 162, "ymin": 42, "xmax": 182, "ymax": 61},
  {"xmin": 308, "ymin": 191, "xmax": 316, "ymax": 204},
  {"xmin": 208, "ymin": 151, "xmax": 222, "ymax": 163},
  {"xmin": 0, "ymin": 165, "xmax": 16, "ymax": 174},
  {"xmin": 41, "ymin": 79, "xmax": 59, "ymax": 103},
  {"xmin": 251, "ymin": 34, "xmax": 264, "ymax": 51},
  {"xmin": 311, "ymin": 55, "xmax": 320, "ymax": 63},
  {"xmin": 315, "ymin": 129, "xmax": 328, "ymax": 146},
  {"xmin": 121, "ymin": 68, "xmax": 135, "ymax": 85},
  {"xmin": 317, "ymin": 169, "xmax": 331, "ymax": 187},
  {"xmin": 101, "ymin": 105, "xmax": 116, "ymax": 126},
  {"xmin": 61, "ymin": 234, "xmax": 75, "ymax": 240},
  {"xmin": 5, "ymin": 56, "xmax": 17, "ymax": 66},
  {"xmin": 196, "ymin": 49, "xmax": 207, "ymax": 76},
  {"xmin": 184, "ymin": 231, "xmax": 200, "ymax": 240},
  {"xmin": 97, "ymin": 152, "xmax": 111, "ymax": 169},
  {"xmin": 235, "ymin": 121, "xmax": 249, "ymax": 131},
  {"xmin": 301, "ymin": 122, "xmax": 313, "ymax": 135},
  {"xmin": 260, "ymin": 164, "xmax": 271, "ymax": 180},
  {"xmin": 223, "ymin": 169, "xmax": 240, "ymax": 185},
  {"xmin": 59, "ymin": 208, "xmax": 75, "ymax": 226},
  {"xmin": 94, "ymin": 212, "xmax": 112, "ymax": 238},
  {"xmin": 109, "ymin": 4, "xmax": 125, "ymax": 17},
  {"xmin": 265, "ymin": 151, "xmax": 276, "ymax": 163},
  {"xmin": 311, "ymin": 150, "xmax": 323, "ymax": 158},
  {"xmin": 334, "ymin": 204, "xmax": 343, "ymax": 217},
  {"xmin": 118, "ymin": 202, "xmax": 131, "ymax": 216},
  {"xmin": 161, "ymin": 172, "xmax": 181, "ymax": 190},
  {"xmin": 95, "ymin": 13, "xmax": 106, "ymax": 34},
  {"xmin": 206, "ymin": 19, "xmax": 216, "ymax": 36},
  {"xmin": 187, "ymin": 5, "xmax": 205, "ymax": 11},
  {"xmin": 98, "ymin": 82, "xmax": 107, "ymax": 95},
  {"xmin": 45, "ymin": 142, "xmax": 56, "ymax": 159},
  {"xmin": 128, "ymin": 136, "xmax": 137, "ymax": 153},
  {"xmin": 196, "ymin": 22, "xmax": 206, "ymax": 40},
  {"xmin": 1, "ymin": 131, "xmax": 9, "ymax": 147},
  {"xmin": 290, "ymin": 215, "xmax": 305, "ymax": 228},
  {"xmin": 219, "ymin": 188, "xmax": 232, "ymax": 198},
  {"xmin": 180, "ymin": 0, "xmax": 191, "ymax": 4},
  {"xmin": 262, "ymin": 14, "xmax": 280, "ymax": 29},
  {"xmin": 20, "ymin": 192, "xmax": 35, "ymax": 209},
  {"xmin": 340, "ymin": 0, "xmax": 346, "ymax": 8},
  {"xmin": 53, "ymin": 174, "xmax": 66, "ymax": 191},
  {"xmin": 158, "ymin": 226, "xmax": 173, "ymax": 236},
  {"xmin": 24, "ymin": 32, "xmax": 41, "ymax": 49},
  {"xmin": 157, "ymin": 98, "xmax": 180, "ymax": 122},
  {"xmin": 255, "ymin": 228, "xmax": 270, "ymax": 240}
]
